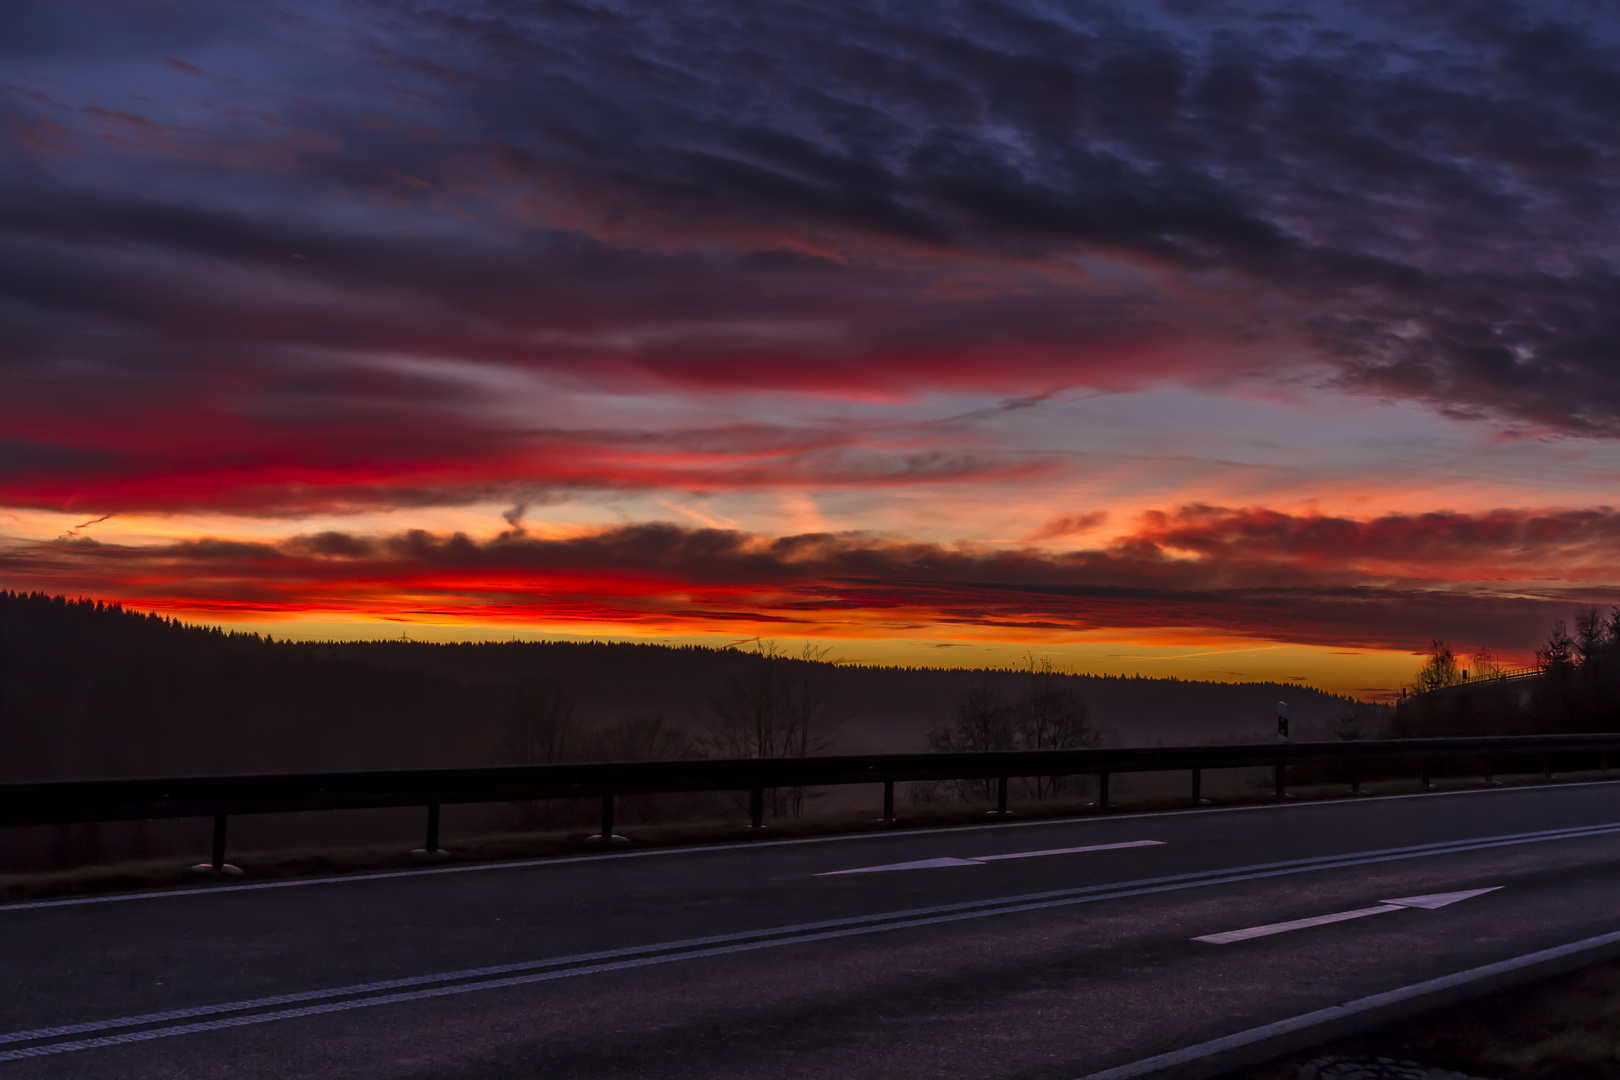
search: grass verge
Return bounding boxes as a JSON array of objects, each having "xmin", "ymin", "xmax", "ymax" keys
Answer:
[{"xmin": 1236, "ymin": 957, "xmax": 1620, "ymax": 1079}]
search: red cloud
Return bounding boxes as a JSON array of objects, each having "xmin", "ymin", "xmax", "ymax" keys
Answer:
[
  {"xmin": 0, "ymin": 413, "xmax": 1053, "ymax": 516},
  {"xmin": 1131, "ymin": 505, "xmax": 1620, "ymax": 582},
  {"xmin": 4, "ymin": 509, "xmax": 1611, "ymax": 654}
]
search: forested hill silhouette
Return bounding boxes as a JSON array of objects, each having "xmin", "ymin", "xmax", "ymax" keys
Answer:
[
  {"xmin": 0, "ymin": 592, "xmax": 503, "ymax": 781},
  {"xmin": 0, "ymin": 591, "xmax": 1380, "ymax": 782}
]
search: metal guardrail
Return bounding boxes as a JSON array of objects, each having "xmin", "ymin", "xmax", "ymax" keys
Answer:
[
  {"xmin": 1455, "ymin": 667, "xmax": 1542, "ymax": 686},
  {"xmin": 1404, "ymin": 668, "xmax": 1542, "ymax": 700},
  {"xmin": 4, "ymin": 733, "xmax": 1618, "ymax": 872},
  {"xmin": 1479, "ymin": 666, "xmax": 1541, "ymax": 680}
]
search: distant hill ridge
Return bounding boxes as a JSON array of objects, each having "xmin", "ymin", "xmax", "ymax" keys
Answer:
[{"xmin": 0, "ymin": 591, "xmax": 1380, "ymax": 782}]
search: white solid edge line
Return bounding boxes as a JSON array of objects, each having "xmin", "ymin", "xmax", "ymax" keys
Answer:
[
  {"xmin": 7, "ymin": 779, "xmax": 1620, "ymax": 912},
  {"xmin": 1073, "ymin": 929, "xmax": 1620, "ymax": 1080}
]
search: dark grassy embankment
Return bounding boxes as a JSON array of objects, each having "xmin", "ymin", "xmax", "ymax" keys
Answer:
[{"xmin": 1239, "ymin": 956, "xmax": 1620, "ymax": 1079}]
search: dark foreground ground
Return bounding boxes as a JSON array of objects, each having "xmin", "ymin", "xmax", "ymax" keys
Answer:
[
  {"xmin": 1239, "ymin": 955, "xmax": 1620, "ymax": 1080},
  {"xmin": 5, "ymin": 781, "xmax": 1620, "ymax": 1079}
]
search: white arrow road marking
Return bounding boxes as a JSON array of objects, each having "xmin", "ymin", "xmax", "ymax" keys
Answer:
[
  {"xmin": 818, "ymin": 840, "xmax": 1163, "ymax": 875},
  {"xmin": 1379, "ymin": 888, "xmax": 1502, "ymax": 909},
  {"xmin": 1194, "ymin": 887, "xmax": 1502, "ymax": 944},
  {"xmin": 1194, "ymin": 904, "xmax": 1404, "ymax": 944},
  {"xmin": 824, "ymin": 857, "xmax": 985, "ymax": 873}
]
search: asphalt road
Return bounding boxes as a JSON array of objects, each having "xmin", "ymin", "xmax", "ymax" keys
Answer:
[{"xmin": 5, "ymin": 782, "xmax": 1620, "ymax": 1079}]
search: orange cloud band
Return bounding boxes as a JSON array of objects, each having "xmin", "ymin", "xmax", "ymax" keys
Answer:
[{"xmin": 5, "ymin": 507, "xmax": 1612, "ymax": 654}]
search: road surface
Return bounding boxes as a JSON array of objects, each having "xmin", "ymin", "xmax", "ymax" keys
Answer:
[{"xmin": 4, "ymin": 782, "xmax": 1620, "ymax": 1078}]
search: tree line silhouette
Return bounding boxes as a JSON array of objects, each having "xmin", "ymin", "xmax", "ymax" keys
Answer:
[
  {"xmin": 1396, "ymin": 605, "xmax": 1620, "ymax": 736},
  {"xmin": 0, "ymin": 591, "xmax": 852, "ymax": 781}
]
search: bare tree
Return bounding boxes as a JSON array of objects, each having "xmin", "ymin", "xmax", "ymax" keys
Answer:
[
  {"xmin": 926, "ymin": 655, "xmax": 1094, "ymax": 803},
  {"xmin": 1411, "ymin": 639, "xmax": 1463, "ymax": 694},
  {"xmin": 928, "ymin": 683, "xmax": 1016, "ymax": 752},
  {"xmin": 926, "ymin": 681, "xmax": 1015, "ymax": 800},
  {"xmin": 585, "ymin": 715, "xmax": 694, "ymax": 762},
  {"xmin": 500, "ymin": 681, "xmax": 576, "ymax": 831},
  {"xmin": 1014, "ymin": 656, "xmax": 1094, "ymax": 798},
  {"xmin": 505, "ymin": 681, "xmax": 575, "ymax": 764},
  {"xmin": 1469, "ymin": 647, "xmax": 1503, "ymax": 680},
  {"xmin": 704, "ymin": 641, "xmax": 843, "ymax": 816},
  {"xmin": 584, "ymin": 715, "xmax": 700, "ymax": 825}
]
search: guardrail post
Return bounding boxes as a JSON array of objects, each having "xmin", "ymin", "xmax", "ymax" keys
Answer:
[
  {"xmin": 994, "ymin": 776, "xmax": 1009, "ymax": 816},
  {"xmin": 1274, "ymin": 764, "xmax": 1285, "ymax": 799},
  {"xmin": 211, "ymin": 813, "xmax": 226, "ymax": 870},
  {"xmin": 191, "ymin": 813, "xmax": 241, "ymax": 876},
  {"xmin": 1350, "ymin": 761, "xmax": 1360, "ymax": 796},
  {"xmin": 1602, "ymin": 751, "xmax": 1609, "ymax": 774},
  {"xmin": 881, "ymin": 780, "xmax": 895, "ymax": 824},
  {"xmin": 1544, "ymin": 755, "xmax": 1553, "ymax": 782},
  {"xmin": 589, "ymin": 794, "xmax": 628, "ymax": 845},
  {"xmin": 1191, "ymin": 767, "xmax": 1201, "ymax": 806},
  {"xmin": 1486, "ymin": 758, "xmax": 1495, "ymax": 785},
  {"xmin": 411, "ymin": 803, "xmax": 448, "ymax": 858},
  {"xmin": 750, "ymin": 785, "xmax": 765, "ymax": 829},
  {"xmin": 1098, "ymin": 770, "xmax": 1110, "ymax": 810},
  {"xmin": 1420, "ymin": 761, "xmax": 1431, "ymax": 790}
]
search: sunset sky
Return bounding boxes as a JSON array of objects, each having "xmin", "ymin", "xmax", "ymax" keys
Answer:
[{"xmin": 4, "ymin": 0, "xmax": 1619, "ymax": 697}]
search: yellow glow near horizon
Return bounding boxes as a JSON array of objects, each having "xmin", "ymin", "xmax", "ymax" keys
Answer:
[{"xmin": 192, "ymin": 613, "xmax": 1425, "ymax": 701}]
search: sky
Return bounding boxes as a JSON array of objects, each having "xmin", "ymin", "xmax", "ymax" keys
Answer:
[{"xmin": 3, "ymin": 0, "xmax": 1620, "ymax": 698}]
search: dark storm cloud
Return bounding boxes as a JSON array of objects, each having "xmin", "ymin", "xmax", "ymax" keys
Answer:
[
  {"xmin": 0, "ymin": 438, "xmax": 117, "ymax": 478},
  {"xmin": 2, "ymin": 0, "xmax": 1620, "ymax": 519},
  {"xmin": 381, "ymin": 0, "xmax": 1620, "ymax": 429}
]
